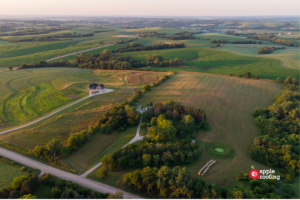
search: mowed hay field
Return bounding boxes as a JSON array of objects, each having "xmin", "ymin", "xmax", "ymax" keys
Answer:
[{"xmin": 138, "ymin": 72, "xmax": 284, "ymax": 187}]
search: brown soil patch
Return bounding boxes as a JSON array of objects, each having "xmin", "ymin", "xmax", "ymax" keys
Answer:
[
  {"xmin": 65, "ymin": 95, "xmax": 80, "ymax": 99},
  {"xmin": 91, "ymin": 91, "xmax": 99, "ymax": 94}
]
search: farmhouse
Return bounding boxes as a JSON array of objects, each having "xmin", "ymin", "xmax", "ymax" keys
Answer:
[{"xmin": 88, "ymin": 83, "xmax": 105, "ymax": 90}]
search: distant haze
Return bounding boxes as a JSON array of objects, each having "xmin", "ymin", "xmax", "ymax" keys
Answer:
[{"xmin": 1, "ymin": 0, "xmax": 299, "ymax": 16}]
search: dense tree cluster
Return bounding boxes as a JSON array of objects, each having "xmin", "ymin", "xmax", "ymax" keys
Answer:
[
  {"xmin": 247, "ymin": 33, "xmax": 295, "ymax": 47},
  {"xmin": 8, "ymin": 32, "xmax": 93, "ymax": 43},
  {"xmin": 138, "ymin": 31, "xmax": 203, "ymax": 40},
  {"xmin": 113, "ymin": 42, "xmax": 185, "ymax": 53},
  {"xmin": 96, "ymin": 101, "xmax": 140, "ymax": 134},
  {"xmin": 122, "ymin": 165, "xmax": 293, "ymax": 198},
  {"xmin": 146, "ymin": 55, "xmax": 181, "ymax": 67},
  {"xmin": 0, "ymin": 173, "xmax": 107, "ymax": 199},
  {"xmin": 257, "ymin": 46, "xmax": 286, "ymax": 54},
  {"xmin": 101, "ymin": 141, "xmax": 200, "ymax": 171},
  {"xmin": 74, "ymin": 50, "xmax": 146, "ymax": 69},
  {"xmin": 251, "ymin": 82, "xmax": 300, "ymax": 182}
]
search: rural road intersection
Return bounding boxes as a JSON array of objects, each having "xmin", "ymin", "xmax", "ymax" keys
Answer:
[{"xmin": 0, "ymin": 93, "xmax": 145, "ymax": 198}]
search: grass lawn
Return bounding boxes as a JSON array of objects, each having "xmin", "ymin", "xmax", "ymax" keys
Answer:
[
  {"xmin": 0, "ymin": 161, "xmax": 28, "ymax": 190},
  {"xmin": 136, "ymin": 72, "xmax": 284, "ymax": 187}
]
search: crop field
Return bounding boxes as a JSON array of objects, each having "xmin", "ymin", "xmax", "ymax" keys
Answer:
[
  {"xmin": 215, "ymin": 44, "xmax": 300, "ymax": 70},
  {"xmin": 121, "ymin": 47, "xmax": 200, "ymax": 61},
  {"xmin": 0, "ymin": 161, "xmax": 28, "ymax": 190},
  {"xmin": 136, "ymin": 72, "xmax": 284, "ymax": 186},
  {"xmin": 122, "ymin": 47, "xmax": 298, "ymax": 79},
  {"xmin": 0, "ymin": 41, "xmax": 74, "ymax": 59}
]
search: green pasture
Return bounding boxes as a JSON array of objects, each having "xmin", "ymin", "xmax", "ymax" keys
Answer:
[
  {"xmin": 121, "ymin": 47, "xmax": 298, "ymax": 80},
  {"xmin": 121, "ymin": 47, "xmax": 200, "ymax": 61},
  {"xmin": 215, "ymin": 44, "xmax": 300, "ymax": 70},
  {"xmin": 0, "ymin": 161, "xmax": 28, "ymax": 190},
  {"xmin": 0, "ymin": 41, "xmax": 73, "ymax": 59}
]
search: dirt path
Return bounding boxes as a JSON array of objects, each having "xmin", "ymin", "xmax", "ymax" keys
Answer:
[{"xmin": 45, "ymin": 44, "xmax": 114, "ymax": 62}]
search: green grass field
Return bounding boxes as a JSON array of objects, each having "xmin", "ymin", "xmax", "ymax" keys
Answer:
[
  {"xmin": 0, "ymin": 161, "xmax": 28, "ymax": 190},
  {"xmin": 121, "ymin": 47, "xmax": 298, "ymax": 80}
]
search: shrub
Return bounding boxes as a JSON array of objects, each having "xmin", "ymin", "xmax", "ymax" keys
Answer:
[
  {"xmin": 19, "ymin": 194, "xmax": 37, "ymax": 199},
  {"xmin": 141, "ymin": 123, "xmax": 146, "ymax": 128},
  {"xmin": 289, "ymin": 84, "xmax": 296, "ymax": 90},
  {"xmin": 254, "ymin": 74, "xmax": 260, "ymax": 79},
  {"xmin": 11, "ymin": 175, "xmax": 29, "ymax": 190},
  {"xmin": 8, "ymin": 190, "xmax": 23, "ymax": 199},
  {"xmin": 118, "ymin": 127, "xmax": 125, "ymax": 132},
  {"xmin": 20, "ymin": 166, "xmax": 28, "ymax": 172},
  {"xmin": 143, "ymin": 84, "xmax": 151, "ymax": 92},
  {"xmin": 96, "ymin": 167, "xmax": 108, "ymax": 180},
  {"xmin": 244, "ymin": 72, "xmax": 251, "ymax": 78},
  {"xmin": 237, "ymin": 74, "xmax": 242, "ymax": 78},
  {"xmin": 51, "ymin": 187, "xmax": 62, "ymax": 198},
  {"xmin": 228, "ymin": 73, "xmax": 233, "ymax": 76}
]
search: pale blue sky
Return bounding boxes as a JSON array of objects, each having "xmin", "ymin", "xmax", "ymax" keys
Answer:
[{"xmin": 1, "ymin": 0, "xmax": 299, "ymax": 16}]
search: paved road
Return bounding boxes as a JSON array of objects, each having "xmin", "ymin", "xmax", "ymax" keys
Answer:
[
  {"xmin": 0, "ymin": 147, "xmax": 141, "ymax": 199},
  {"xmin": 0, "ymin": 89, "xmax": 114, "ymax": 135},
  {"xmin": 80, "ymin": 107, "xmax": 145, "ymax": 178},
  {"xmin": 45, "ymin": 44, "xmax": 113, "ymax": 62}
]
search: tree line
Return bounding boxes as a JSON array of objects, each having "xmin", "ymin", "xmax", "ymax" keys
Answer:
[
  {"xmin": 113, "ymin": 42, "xmax": 185, "ymax": 53},
  {"xmin": 29, "ymin": 101, "xmax": 140, "ymax": 164},
  {"xmin": 251, "ymin": 77, "xmax": 299, "ymax": 182},
  {"xmin": 101, "ymin": 141, "xmax": 200, "ymax": 171},
  {"xmin": 210, "ymin": 39, "xmax": 262, "ymax": 44},
  {"xmin": 138, "ymin": 31, "xmax": 203, "ymax": 40},
  {"xmin": 122, "ymin": 165, "xmax": 294, "ymax": 198},
  {"xmin": 247, "ymin": 33, "xmax": 296, "ymax": 47},
  {"xmin": 257, "ymin": 46, "xmax": 286, "ymax": 54},
  {"xmin": 8, "ymin": 32, "xmax": 94, "ymax": 43},
  {"xmin": 1, "ymin": 27, "xmax": 67, "ymax": 36}
]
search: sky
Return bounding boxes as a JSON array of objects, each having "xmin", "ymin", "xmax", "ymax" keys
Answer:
[{"xmin": 1, "ymin": 0, "xmax": 299, "ymax": 16}]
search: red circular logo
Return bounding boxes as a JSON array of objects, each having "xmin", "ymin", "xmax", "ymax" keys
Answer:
[{"xmin": 250, "ymin": 169, "xmax": 260, "ymax": 179}]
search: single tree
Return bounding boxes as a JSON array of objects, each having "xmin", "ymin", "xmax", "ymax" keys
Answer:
[
  {"xmin": 143, "ymin": 84, "xmax": 151, "ymax": 92},
  {"xmin": 244, "ymin": 72, "xmax": 251, "ymax": 78},
  {"xmin": 8, "ymin": 66, "xmax": 13, "ymax": 71},
  {"xmin": 97, "ymin": 167, "xmax": 108, "ymax": 180},
  {"xmin": 45, "ymin": 139, "xmax": 61, "ymax": 161}
]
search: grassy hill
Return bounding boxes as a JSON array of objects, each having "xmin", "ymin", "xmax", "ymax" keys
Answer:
[{"xmin": 121, "ymin": 47, "xmax": 299, "ymax": 80}]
